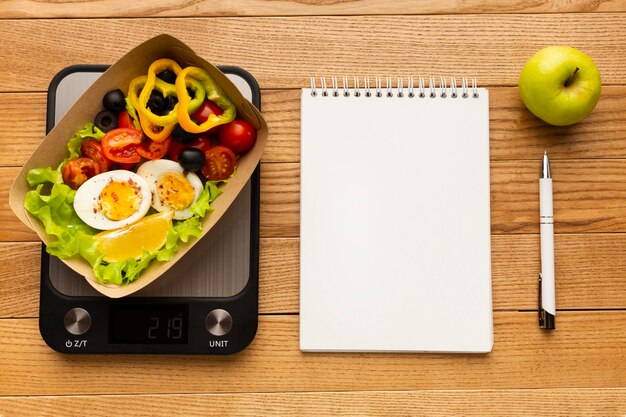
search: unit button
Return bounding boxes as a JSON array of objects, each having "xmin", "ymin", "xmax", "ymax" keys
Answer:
[
  {"xmin": 205, "ymin": 309, "xmax": 232, "ymax": 336},
  {"xmin": 64, "ymin": 308, "xmax": 91, "ymax": 335}
]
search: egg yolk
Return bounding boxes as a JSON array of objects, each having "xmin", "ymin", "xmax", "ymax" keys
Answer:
[
  {"xmin": 156, "ymin": 171, "xmax": 195, "ymax": 211},
  {"xmin": 98, "ymin": 180, "xmax": 143, "ymax": 221}
]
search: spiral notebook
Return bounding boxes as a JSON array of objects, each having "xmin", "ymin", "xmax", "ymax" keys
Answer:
[{"xmin": 299, "ymin": 76, "xmax": 493, "ymax": 353}]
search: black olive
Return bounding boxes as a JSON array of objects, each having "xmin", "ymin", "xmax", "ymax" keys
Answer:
[
  {"xmin": 147, "ymin": 90, "xmax": 165, "ymax": 114},
  {"xmin": 172, "ymin": 123, "xmax": 199, "ymax": 144},
  {"xmin": 178, "ymin": 148, "xmax": 206, "ymax": 172},
  {"xmin": 162, "ymin": 95, "xmax": 178, "ymax": 115},
  {"xmin": 94, "ymin": 110, "xmax": 118, "ymax": 133},
  {"xmin": 157, "ymin": 70, "xmax": 177, "ymax": 84},
  {"xmin": 102, "ymin": 89, "xmax": 126, "ymax": 113}
]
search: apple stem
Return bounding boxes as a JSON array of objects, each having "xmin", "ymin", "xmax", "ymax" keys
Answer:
[{"xmin": 564, "ymin": 67, "xmax": 579, "ymax": 87}]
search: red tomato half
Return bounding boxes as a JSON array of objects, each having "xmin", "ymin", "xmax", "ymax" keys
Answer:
[
  {"xmin": 101, "ymin": 128, "xmax": 142, "ymax": 163},
  {"xmin": 117, "ymin": 110, "xmax": 134, "ymax": 129},
  {"xmin": 137, "ymin": 136, "xmax": 171, "ymax": 160},
  {"xmin": 218, "ymin": 119, "xmax": 257, "ymax": 155},
  {"xmin": 80, "ymin": 139, "xmax": 112, "ymax": 173},
  {"xmin": 190, "ymin": 100, "xmax": 224, "ymax": 135},
  {"xmin": 201, "ymin": 145, "xmax": 237, "ymax": 181},
  {"xmin": 62, "ymin": 157, "xmax": 99, "ymax": 190},
  {"xmin": 168, "ymin": 136, "xmax": 213, "ymax": 161}
]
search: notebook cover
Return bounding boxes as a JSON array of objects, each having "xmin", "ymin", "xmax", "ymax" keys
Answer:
[{"xmin": 299, "ymin": 82, "xmax": 493, "ymax": 353}]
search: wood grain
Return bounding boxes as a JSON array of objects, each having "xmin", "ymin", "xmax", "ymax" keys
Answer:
[
  {"xmin": 491, "ymin": 159, "xmax": 626, "ymax": 233},
  {"xmin": 3, "ymin": 0, "xmax": 626, "ymax": 19},
  {"xmin": 1, "ymin": 388, "xmax": 624, "ymax": 417},
  {"xmin": 8, "ymin": 157, "xmax": 626, "ymax": 241},
  {"xmin": 0, "ymin": 243, "xmax": 40, "ymax": 318},
  {"xmin": 1, "ymin": 4, "xmax": 625, "ymax": 412},
  {"xmin": 267, "ymin": 87, "xmax": 626, "ymax": 162},
  {"xmin": 2, "ymin": 15, "xmax": 626, "ymax": 91},
  {"xmin": 4, "ymin": 87, "xmax": 626, "ymax": 168},
  {"xmin": 0, "ymin": 312, "xmax": 624, "ymax": 395},
  {"xmin": 0, "ymin": 162, "xmax": 302, "ymax": 241},
  {"xmin": 3, "ymin": 234, "xmax": 626, "ymax": 318},
  {"xmin": 0, "ymin": 168, "xmax": 35, "ymax": 241}
]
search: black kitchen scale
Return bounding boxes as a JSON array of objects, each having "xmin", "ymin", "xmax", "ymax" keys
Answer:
[{"xmin": 39, "ymin": 65, "xmax": 260, "ymax": 354}]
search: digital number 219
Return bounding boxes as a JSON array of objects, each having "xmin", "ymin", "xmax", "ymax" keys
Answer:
[{"xmin": 147, "ymin": 317, "xmax": 183, "ymax": 339}]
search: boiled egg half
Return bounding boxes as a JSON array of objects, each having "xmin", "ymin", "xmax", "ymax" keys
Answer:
[
  {"xmin": 73, "ymin": 170, "xmax": 152, "ymax": 230},
  {"xmin": 136, "ymin": 159, "xmax": 203, "ymax": 220}
]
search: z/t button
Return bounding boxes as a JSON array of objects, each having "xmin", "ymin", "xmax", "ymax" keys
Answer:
[{"xmin": 64, "ymin": 308, "xmax": 91, "ymax": 335}]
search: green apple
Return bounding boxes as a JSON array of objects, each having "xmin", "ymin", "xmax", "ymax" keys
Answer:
[{"xmin": 519, "ymin": 46, "xmax": 601, "ymax": 126}]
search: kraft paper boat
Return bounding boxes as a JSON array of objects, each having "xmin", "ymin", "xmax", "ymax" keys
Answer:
[{"xmin": 9, "ymin": 34, "xmax": 267, "ymax": 298}]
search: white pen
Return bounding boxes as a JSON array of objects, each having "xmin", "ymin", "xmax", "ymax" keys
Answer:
[{"xmin": 539, "ymin": 151, "xmax": 555, "ymax": 330}]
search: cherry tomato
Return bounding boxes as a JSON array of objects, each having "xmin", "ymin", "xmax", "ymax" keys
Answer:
[
  {"xmin": 201, "ymin": 145, "xmax": 237, "ymax": 181},
  {"xmin": 62, "ymin": 157, "xmax": 99, "ymax": 190},
  {"xmin": 190, "ymin": 100, "xmax": 224, "ymax": 135},
  {"xmin": 168, "ymin": 135, "xmax": 213, "ymax": 161},
  {"xmin": 137, "ymin": 135, "xmax": 171, "ymax": 160},
  {"xmin": 80, "ymin": 140, "xmax": 112, "ymax": 173},
  {"xmin": 218, "ymin": 119, "xmax": 257, "ymax": 155},
  {"xmin": 117, "ymin": 110, "xmax": 134, "ymax": 129},
  {"xmin": 101, "ymin": 128, "xmax": 142, "ymax": 163}
]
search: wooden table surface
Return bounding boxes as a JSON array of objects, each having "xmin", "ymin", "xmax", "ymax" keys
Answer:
[{"xmin": 1, "ymin": 1, "xmax": 626, "ymax": 416}]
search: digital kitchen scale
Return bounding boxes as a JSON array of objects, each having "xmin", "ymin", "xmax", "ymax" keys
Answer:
[{"xmin": 39, "ymin": 65, "xmax": 260, "ymax": 354}]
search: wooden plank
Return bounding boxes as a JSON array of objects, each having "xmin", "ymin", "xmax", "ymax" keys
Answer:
[
  {"xmin": 0, "ymin": 168, "xmax": 35, "ymax": 241},
  {"xmin": 0, "ymin": 243, "xmax": 40, "ymax": 318},
  {"xmin": 4, "ymin": 87, "xmax": 626, "ymax": 168},
  {"xmin": 6, "ymin": 158, "xmax": 626, "ymax": 242},
  {"xmin": 491, "ymin": 86, "xmax": 626, "ymax": 160},
  {"xmin": 491, "ymin": 233, "xmax": 626, "ymax": 310},
  {"xmin": 0, "ymin": 90, "xmax": 300, "ymax": 166},
  {"xmin": 259, "ymin": 163, "xmax": 300, "ymax": 238},
  {"xmin": 266, "ymin": 87, "xmax": 626, "ymax": 162},
  {"xmin": 0, "ymin": 388, "xmax": 624, "ymax": 417},
  {"xmin": 3, "ymin": 233, "xmax": 626, "ymax": 318},
  {"xmin": 3, "ymin": 0, "xmax": 626, "ymax": 19},
  {"xmin": 2, "ymin": 15, "xmax": 626, "ymax": 91},
  {"xmin": 491, "ymin": 159, "xmax": 626, "ymax": 234},
  {"xmin": 0, "ymin": 162, "xmax": 302, "ymax": 241},
  {"xmin": 0, "ymin": 93, "xmax": 47, "ymax": 166},
  {"xmin": 0, "ymin": 312, "xmax": 623, "ymax": 395},
  {"xmin": 6, "ymin": 157, "xmax": 626, "ymax": 240},
  {"xmin": 258, "ymin": 237, "xmax": 299, "ymax": 313}
]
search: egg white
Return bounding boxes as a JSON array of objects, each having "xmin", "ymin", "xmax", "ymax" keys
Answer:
[
  {"xmin": 136, "ymin": 160, "xmax": 204, "ymax": 220},
  {"xmin": 73, "ymin": 170, "xmax": 152, "ymax": 230}
]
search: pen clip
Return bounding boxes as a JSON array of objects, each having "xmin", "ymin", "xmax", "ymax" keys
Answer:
[{"xmin": 538, "ymin": 272, "xmax": 544, "ymax": 327}]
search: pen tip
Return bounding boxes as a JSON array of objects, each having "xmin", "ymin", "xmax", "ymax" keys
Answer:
[{"xmin": 544, "ymin": 150, "xmax": 547, "ymax": 156}]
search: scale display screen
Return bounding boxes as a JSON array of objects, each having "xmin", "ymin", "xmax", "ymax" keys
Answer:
[{"xmin": 109, "ymin": 304, "xmax": 189, "ymax": 344}]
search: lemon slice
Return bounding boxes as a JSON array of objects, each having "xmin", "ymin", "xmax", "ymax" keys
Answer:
[{"xmin": 94, "ymin": 211, "xmax": 174, "ymax": 263}]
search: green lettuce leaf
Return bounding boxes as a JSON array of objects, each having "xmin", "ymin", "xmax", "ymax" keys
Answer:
[
  {"xmin": 63, "ymin": 123, "xmax": 105, "ymax": 165},
  {"xmin": 24, "ymin": 174, "xmax": 103, "ymax": 261},
  {"xmin": 26, "ymin": 166, "xmax": 63, "ymax": 187},
  {"xmin": 190, "ymin": 181, "xmax": 222, "ymax": 217}
]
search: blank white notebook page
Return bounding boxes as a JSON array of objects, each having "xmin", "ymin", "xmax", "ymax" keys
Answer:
[{"xmin": 300, "ymin": 82, "xmax": 493, "ymax": 352}]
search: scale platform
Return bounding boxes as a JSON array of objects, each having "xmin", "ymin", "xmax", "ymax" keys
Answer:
[{"xmin": 39, "ymin": 65, "xmax": 260, "ymax": 354}]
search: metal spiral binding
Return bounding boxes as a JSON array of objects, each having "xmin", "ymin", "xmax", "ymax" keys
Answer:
[{"xmin": 309, "ymin": 76, "xmax": 480, "ymax": 98}]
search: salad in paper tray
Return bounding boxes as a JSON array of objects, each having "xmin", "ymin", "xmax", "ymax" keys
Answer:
[{"xmin": 9, "ymin": 35, "xmax": 267, "ymax": 298}]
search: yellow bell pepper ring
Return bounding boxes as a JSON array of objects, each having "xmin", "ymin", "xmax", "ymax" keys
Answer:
[
  {"xmin": 140, "ymin": 117, "xmax": 175, "ymax": 142},
  {"xmin": 175, "ymin": 67, "xmax": 236, "ymax": 134},
  {"xmin": 128, "ymin": 75, "xmax": 147, "ymax": 110},
  {"xmin": 134, "ymin": 59, "xmax": 207, "ymax": 127},
  {"xmin": 137, "ymin": 59, "xmax": 182, "ymax": 127},
  {"xmin": 128, "ymin": 75, "xmax": 176, "ymax": 142}
]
